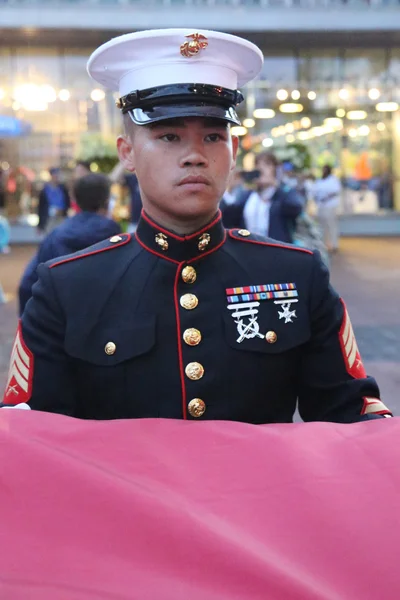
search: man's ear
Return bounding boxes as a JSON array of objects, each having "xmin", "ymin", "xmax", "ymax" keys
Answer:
[
  {"xmin": 117, "ymin": 135, "xmax": 136, "ymax": 172},
  {"xmin": 230, "ymin": 135, "xmax": 239, "ymax": 170}
]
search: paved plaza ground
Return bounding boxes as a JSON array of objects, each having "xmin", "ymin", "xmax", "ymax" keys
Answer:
[{"xmin": 1, "ymin": 238, "xmax": 399, "ymax": 415}]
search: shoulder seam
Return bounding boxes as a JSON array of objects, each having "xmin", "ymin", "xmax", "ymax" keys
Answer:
[
  {"xmin": 49, "ymin": 233, "xmax": 132, "ymax": 269},
  {"xmin": 228, "ymin": 229, "xmax": 313, "ymax": 255}
]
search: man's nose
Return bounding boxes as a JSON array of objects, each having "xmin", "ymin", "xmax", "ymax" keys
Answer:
[{"xmin": 180, "ymin": 145, "xmax": 208, "ymax": 168}]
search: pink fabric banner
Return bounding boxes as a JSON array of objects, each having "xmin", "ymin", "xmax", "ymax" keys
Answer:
[{"xmin": 0, "ymin": 411, "xmax": 399, "ymax": 600}]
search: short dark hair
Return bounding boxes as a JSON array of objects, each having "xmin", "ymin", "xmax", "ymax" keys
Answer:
[
  {"xmin": 254, "ymin": 152, "xmax": 279, "ymax": 169},
  {"xmin": 75, "ymin": 160, "xmax": 91, "ymax": 172},
  {"xmin": 73, "ymin": 173, "xmax": 111, "ymax": 212}
]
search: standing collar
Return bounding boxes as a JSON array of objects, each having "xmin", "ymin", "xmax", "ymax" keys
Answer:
[{"xmin": 135, "ymin": 210, "xmax": 226, "ymax": 264}]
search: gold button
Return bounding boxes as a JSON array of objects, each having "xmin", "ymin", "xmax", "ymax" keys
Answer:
[
  {"xmin": 185, "ymin": 362, "xmax": 205, "ymax": 381},
  {"xmin": 265, "ymin": 331, "xmax": 277, "ymax": 344},
  {"xmin": 109, "ymin": 235, "xmax": 122, "ymax": 243},
  {"xmin": 238, "ymin": 229, "xmax": 251, "ymax": 237},
  {"xmin": 155, "ymin": 232, "xmax": 168, "ymax": 251},
  {"xmin": 183, "ymin": 328, "xmax": 202, "ymax": 346},
  {"xmin": 105, "ymin": 341, "xmax": 116, "ymax": 355},
  {"xmin": 182, "ymin": 266, "xmax": 197, "ymax": 284},
  {"xmin": 180, "ymin": 294, "xmax": 198, "ymax": 310},
  {"xmin": 198, "ymin": 233, "xmax": 211, "ymax": 251},
  {"xmin": 188, "ymin": 398, "xmax": 206, "ymax": 418}
]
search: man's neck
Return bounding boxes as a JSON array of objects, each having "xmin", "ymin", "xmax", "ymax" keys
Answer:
[{"xmin": 143, "ymin": 208, "xmax": 218, "ymax": 236}]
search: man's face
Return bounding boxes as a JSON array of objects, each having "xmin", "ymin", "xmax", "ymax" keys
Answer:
[
  {"xmin": 117, "ymin": 117, "xmax": 238, "ymax": 225},
  {"xmin": 256, "ymin": 161, "xmax": 277, "ymax": 189}
]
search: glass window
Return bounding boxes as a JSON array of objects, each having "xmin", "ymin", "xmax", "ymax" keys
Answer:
[
  {"xmin": 343, "ymin": 49, "xmax": 387, "ymax": 86},
  {"xmin": 298, "ymin": 50, "xmax": 341, "ymax": 88},
  {"xmin": 260, "ymin": 52, "xmax": 297, "ymax": 86}
]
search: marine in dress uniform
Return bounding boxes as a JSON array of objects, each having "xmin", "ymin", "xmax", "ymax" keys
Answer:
[{"xmin": 1, "ymin": 29, "xmax": 391, "ymax": 423}]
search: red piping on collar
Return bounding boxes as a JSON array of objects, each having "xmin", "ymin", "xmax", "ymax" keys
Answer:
[
  {"xmin": 135, "ymin": 233, "xmax": 180, "ymax": 264},
  {"xmin": 228, "ymin": 230, "xmax": 313, "ymax": 255},
  {"xmin": 141, "ymin": 210, "xmax": 222, "ymax": 241},
  {"xmin": 49, "ymin": 234, "xmax": 132, "ymax": 268}
]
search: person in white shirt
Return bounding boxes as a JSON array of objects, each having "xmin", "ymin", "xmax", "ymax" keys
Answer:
[
  {"xmin": 242, "ymin": 152, "xmax": 303, "ymax": 243},
  {"xmin": 313, "ymin": 165, "xmax": 341, "ymax": 253}
]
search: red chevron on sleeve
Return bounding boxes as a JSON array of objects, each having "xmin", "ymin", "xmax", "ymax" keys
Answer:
[
  {"xmin": 3, "ymin": 322, "xmax": 34, "ymax": 405},
  {"xmin": 338, "ymin": 300, "xmax": 367, "ymax": 379}
]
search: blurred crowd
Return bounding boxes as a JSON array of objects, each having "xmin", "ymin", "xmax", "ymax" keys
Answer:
[{"xmin": 0, "ymin": 146, "xmax": 389, "ymax": 312}]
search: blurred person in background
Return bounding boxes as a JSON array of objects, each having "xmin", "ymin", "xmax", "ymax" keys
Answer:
[
  {"xmin": 221, "ymin": 152, "xmax": 303, "ymax": 243},
  {"xmin": 219, "ymin": 168, "xmax": 246, "ymax": 227},
  {"xmin": 313, "ymin": 165, "xmax": 341, "ymax": 254},
  {"xmin": 74, "ymin": 160, "xmax": 91, "ymax": 180},
  {"xmin": 19, "ymin": 173, "xmax": 121, "ymax": 315},
  {"xmin": 38, "ymin": 167, "xmax": 70, "ymax": 233}
]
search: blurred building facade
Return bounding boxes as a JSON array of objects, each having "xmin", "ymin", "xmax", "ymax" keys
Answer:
[{"xmin": 0, "ymin": 0, "xmax": 400, "ymax": 216}]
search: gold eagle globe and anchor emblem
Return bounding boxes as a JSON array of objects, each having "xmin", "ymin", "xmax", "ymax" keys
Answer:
[{"xmin": 180, "ymin": 33, "xmax": 209, "ymax": 58}]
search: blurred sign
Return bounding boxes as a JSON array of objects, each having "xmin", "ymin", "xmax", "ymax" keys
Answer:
[{"xmin": 0, "ymin": 115, "xmax": 31, "ymax": 137}]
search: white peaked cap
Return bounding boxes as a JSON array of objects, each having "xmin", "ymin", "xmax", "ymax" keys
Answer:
[{"xmin": 87, "ymin": 28, "xmax": 264, "ymax": 96}]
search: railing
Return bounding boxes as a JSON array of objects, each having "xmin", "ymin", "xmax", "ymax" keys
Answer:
[{"xmin": 1, "ymin": 0, "xmax": 399, "ymax": 7}]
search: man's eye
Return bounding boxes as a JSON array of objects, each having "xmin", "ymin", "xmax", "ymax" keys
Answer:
[
  {"xmin": 205, "ymin": 133, "xmax": 224, "ymax": 142},
  {"xmin": 160, "ymin": 133, "xmax": 179, "ymax": 142}
]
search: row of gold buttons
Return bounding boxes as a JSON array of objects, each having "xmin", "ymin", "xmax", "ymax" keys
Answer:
[{"xmin": 180, "ymin": 265, "xmax": 206, "ymax": 418}]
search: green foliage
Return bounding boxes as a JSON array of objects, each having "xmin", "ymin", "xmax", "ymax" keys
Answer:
[
  {"xmin": 76, "ymin": 132, "xmax": 119, "ymax": 173},
  {"xmin": 275, "ymin": 143, "xmax": 312, "ymax": 171}
]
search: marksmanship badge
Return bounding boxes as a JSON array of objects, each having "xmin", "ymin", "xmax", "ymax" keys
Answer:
[{"xmin": 226, "ymin": 283, "xmax": 299, "ymax": 342}]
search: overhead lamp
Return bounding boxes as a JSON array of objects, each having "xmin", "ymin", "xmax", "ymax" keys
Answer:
[
  {"xmin": 0, "ymin": 88, "xmax": 5, "ymax": 100},
  {"xmin": 253, "ymin": 108, "xmax": 275, "ymax": 119},
  {"xmin": 336, "ymin": 108, "xmax": 346, "ymax": 118},
  {"xmin": 376, "ymin": 122, "xmax": 386, "ymax": 131},
  {"xmin": 297, "ymin": 131, "xmax": 311, "ymax": 140},
  {"xmin": 300, "ymin": 117, "xmax": 311, "ymax": 128},
  {"xmin": 41, "ymin": 85, "xmax": 57, "ymax": 103},
  {"xmin": 262, "ymin": 137, "xmax": 273, "ymax": 148},
  {"xmin": 376, "ymin": 102, "xmax": 399, "ymax": 112},
  {"xmin": 242, "ymin": 118, "xmax": 255, "ymax": 128},
  {"xmin": 59, "ymin": 89, "xmax": 71, "ymax": 102},
  {"xmin": 348, "ymin": 128, "xmax": 357, "ymax": 138},
  {"xmin": 286, "ymin": 134, "xmax": 295, "ymax": 143},
  {"xmin": 310, "ymin": 127, "xmax": 324, "ymax": 137},
  {"xmin": 276, "ymin": 89, "xmax": 288, "ymax": 101},
  {"xmin": 231, "ymin": 126, "xmax": 247, "ymax": 136},
  {"xmin": 338, "ymin": 88, "xmax": 350, "ymax": 100},
  {"xmin": 90, "ymin": 88, "xmax": 106, "ymax": 102},
  {"xmin": 279, "ymin": 103, "xmax": 303, "ymax": 113},
  {"xmin": 346, "ymin": 110, "xmax": 367, "ymax": 120},
  {"xmin": 358, "ymin": 125, "xmax": 370, "ymax": 136},
  {"xmin": 307, "ymin": 91, "xmax": 317, "ymax": 100},
  {"xmin": 285, "ymin": 123, "xmax": 295, "ymax": 133},
  {"xmin": 291, "ymin": 90, "xmax": 300, "ymax": 100},
  {"xmin": 368, "ymin": 88, "xmax": 381, "ymax": 100},
  {"xmin": 324, "ymin": 118, "xmax": 343, "ymax": 129}
]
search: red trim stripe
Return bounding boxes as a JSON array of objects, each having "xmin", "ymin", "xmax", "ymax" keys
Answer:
[
  {"xmin": 3, "ymin": 320, "xmax": 34, "ymax": 405},
  {"xmin": 173, "ymin": 264, "xmax": 188, "ymax": 420},
  {"xmin": 135, "ymin": 233, "xmax": 180, "ymax": 264},
  {"xmin": 141, "ymin": 210, "xmax": 222, "ymax": 241},
  {"xmin": 228, "ymin": 230, "xmax": 313, "ymax": 255},
  {"xmin": 50, "ymin": 234, "xmax": 131, "ymax": 269}
]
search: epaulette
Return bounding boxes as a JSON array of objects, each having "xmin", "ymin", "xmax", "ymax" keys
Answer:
[
  {"xmin": 49, "ymin": 233, "xmax": 131, "ymax": 269},
  {"xmin": 228, "ymin": 229, "xmax": 313, "ymax": 255}
]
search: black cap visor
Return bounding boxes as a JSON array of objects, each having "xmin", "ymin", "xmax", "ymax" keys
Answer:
[{"xmin": 128, "ymin": 103, "xmax": 241, "ymax": 126}]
